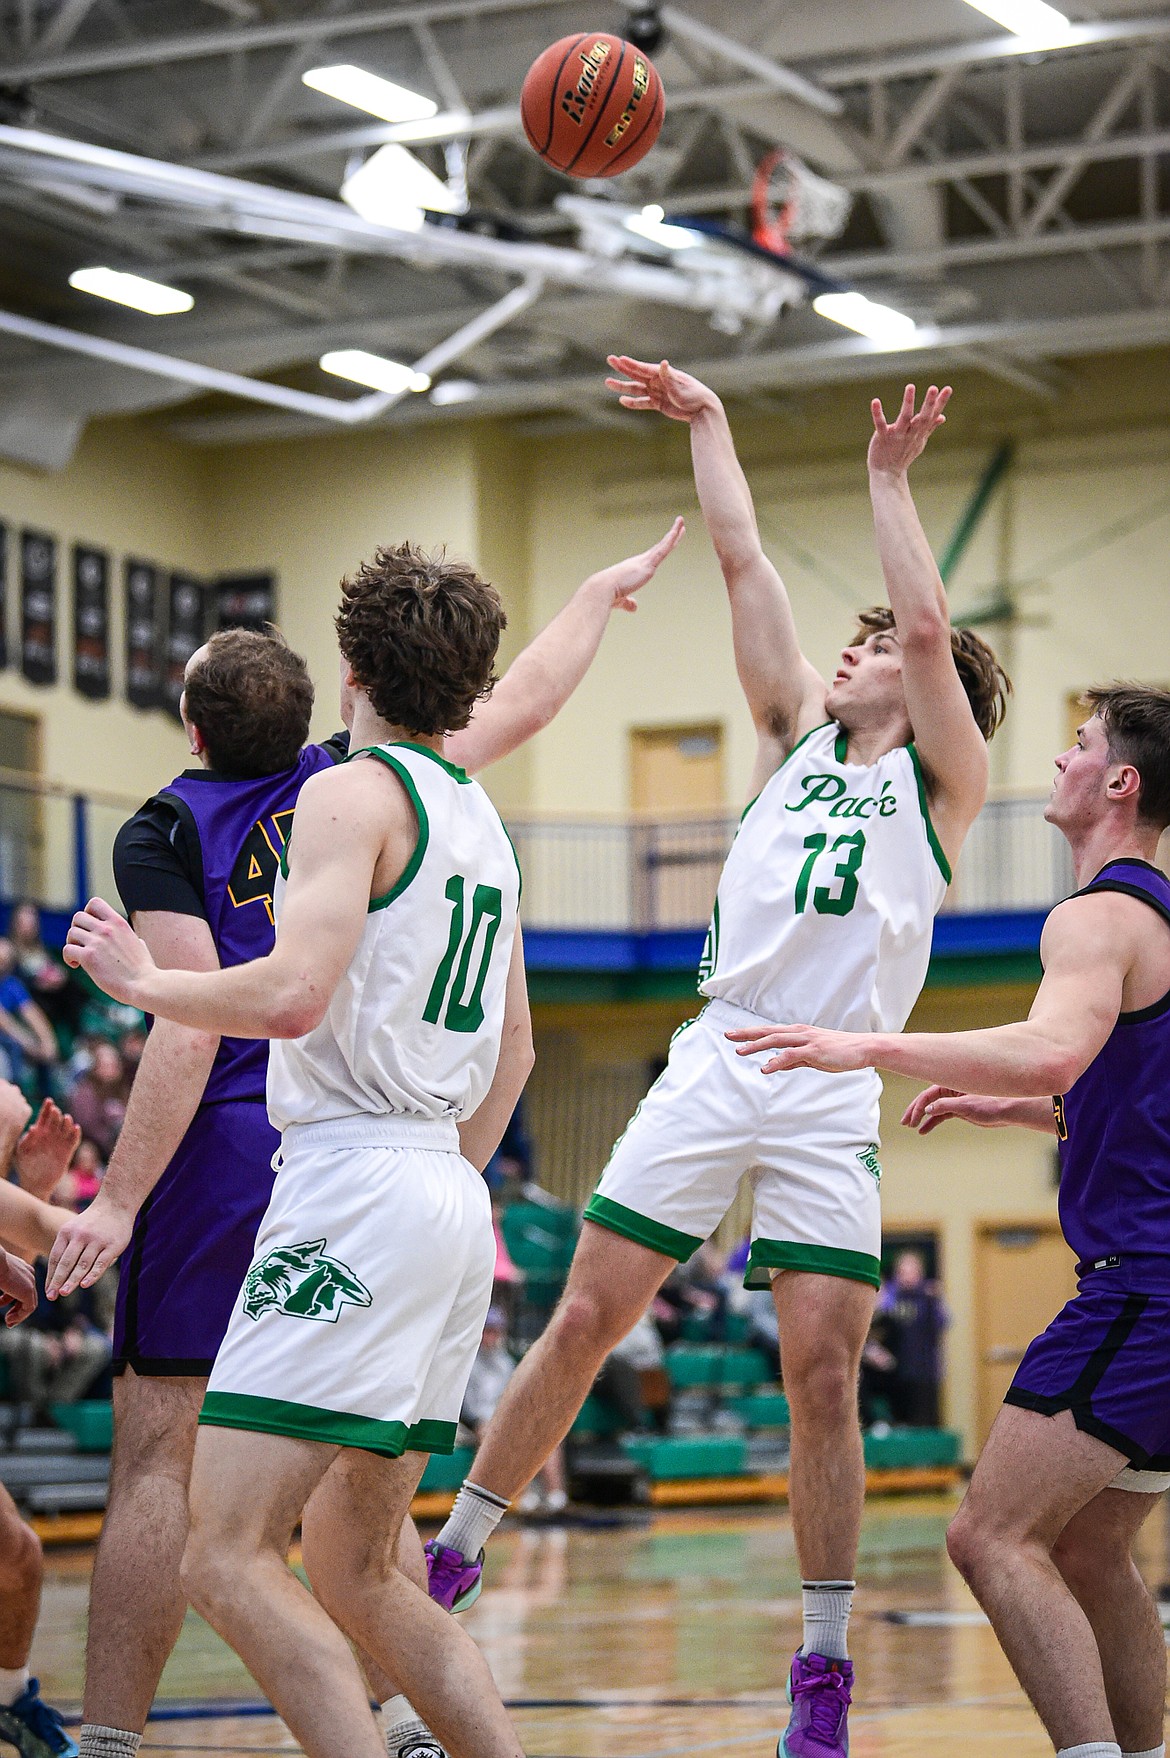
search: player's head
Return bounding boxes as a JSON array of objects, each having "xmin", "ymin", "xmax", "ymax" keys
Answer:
[
  {"xmin": 181, "ymin": 629, "xmax": 314, "ymax": 778},
  {"xmin": 335, "ymin": 542, "xmax": 506, "ymax": 735},
  {"xmin": 825, "ymin": 607, "xmax": 1010, "ymax": 743},
  {"xmin": 1049, "ymin": 684, "xmax": 1170, "ymax": 838}
]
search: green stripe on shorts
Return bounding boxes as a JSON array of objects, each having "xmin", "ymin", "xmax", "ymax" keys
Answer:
[
  {"xmin": 199, "ymin": 1392, "xmax": 457, "ymax": 1456},
  {"xmin": 745, "ymin": 1239, "xmax": 881, "ymax": 1290},
  {"xmin": 583, "ymin": 1193, "xmax": 703, "ymax": 1262}
]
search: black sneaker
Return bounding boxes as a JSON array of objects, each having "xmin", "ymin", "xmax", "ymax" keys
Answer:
[{"xmin": 0, "ymin": 1681, "xmax": 78, "ymax": 1758}]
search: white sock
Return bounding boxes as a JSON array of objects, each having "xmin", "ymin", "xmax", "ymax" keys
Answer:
[
  {"xmin": 437, "ymin": 1481, "xmax": 509, "ymax": 1560},
  {"xmin": 1056, "ymin": 1745, "xmax": 1122, "ymax": 1757},
  {"xmin": 79, "ymin": 1729, "xmax": 143, "ymax": 1758},
  {"xmin": 1121, "ymin": 1747, "xmax": 1165, "ymax": 1758},
  {"xmin": 0, "ymin": 1669, "xmax": 27, "ymax": 1707},
  {"xmin": 801, "ymin": 1580, "xmax": 854, "ymax": 1661},
  {"xmin": 382, "ymin": 1696, "xmax": 442, "ymax": 1758}
]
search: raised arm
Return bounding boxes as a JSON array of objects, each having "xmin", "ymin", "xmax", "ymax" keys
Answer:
[
  {"xmin": 867, "ymin": 386, "xmax": 989, "ymax": 859},
  {"xmin": 457, "ymin": 924, "xmax": 534, "ymax": 1172},
  {"xmin": 900, "ymin": 1087, "xmax": 1059, "ymax": 1136},
  {"xmin": 727, "ymin": 893, "xmax": 1131, "ymax": 1096},
  {"xmin": 62, "ymin": 762, "xmax": 398, "ymax": 1039},
  {"xmin": 606, "ymin": 355, "xmax": 826, "ymax": 781},
  {"xmin": 448, "ymin": 520, "xmax": 685, "ymax": 775},
  {"xmin": 47, "ymin": 911, "xmax": 221, "ymax": 1297}
]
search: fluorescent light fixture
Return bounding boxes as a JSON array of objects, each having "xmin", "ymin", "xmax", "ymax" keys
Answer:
[
  {"xmin": 69, "ymin": 266, "xmax": 193, "ymax": 315},
  {"xmin": 430, "ymin": 378, "xmax": 480, "ymax": 406},
  {"xmin": 624, "ymin": 207, "xmax": 702, "ymax": 250},
  {"xmin": 812, "ymin": 291, "xmax": 917, "ymax": 347},
  {"xmin": 302, "ymin": 64, "xmax": 438, "ymax": 123},
  {"xmin": 320, "ymin": 350, "xmax": 431, "ymax": 395},
  {"xmin": 960, "ymin": 0, "xmax": 1071, "ymax": 38},
  {"xmin": 341, "ymin": 142, "xmax": 461, "ymax": 230}
]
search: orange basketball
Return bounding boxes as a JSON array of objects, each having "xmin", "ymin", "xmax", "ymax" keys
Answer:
[{"xmin": 520, "ymin": 32, "xmax": 665, "ymax": 179}]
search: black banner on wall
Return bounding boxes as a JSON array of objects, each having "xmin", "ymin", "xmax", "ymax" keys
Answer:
[
  {"xmin": 125, "ymin": 559, "xmax": 163, "ymax": 710},
  {"xmin": 73, "ymin": 545, "xmax": 110, "ymax": 700},
  {"xmin": 217, "ymin": 573, "xmax": 276, "ymax": 632},
  {"xmin": 164, "ymin": 572, "xmax": 209, "ymax": 719},
  {"xmin": 0, "ymin": 524, "xmax": 8, "ymax": 672},
  {"xmin": 20, "ymin": 530, "xmax": 57, "ymax": 686}
]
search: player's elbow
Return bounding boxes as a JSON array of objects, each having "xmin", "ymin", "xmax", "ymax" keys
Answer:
[
  {"xmin": 269, "ymin": 989, "xmax": 327, "ymax": 1040},
  {"xmin": 896, "ymin": 608, "xmax": 949, "ymax": 652},
  {"xmin": 1041, "ymin": 1044, "xmax": 1084, "ymax": 1096}
]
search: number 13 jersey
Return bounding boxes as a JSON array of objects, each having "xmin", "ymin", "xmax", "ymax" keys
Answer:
[
  {"xmin": 267, "ymin": 742, "xmax": 521, "ymax": 1133},
  {"xmin": 698, "ymin": 723, "xmax": 951, "ymax": 1033}
]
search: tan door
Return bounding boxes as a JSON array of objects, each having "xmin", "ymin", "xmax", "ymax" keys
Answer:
[
  {"xmin": 629, "ymin": 724, "xmax": 726, "ymax": 927},
  {"xmin": 975, "ymin": 1220, "xmax": 1078, "ymax": 1447},
  {"xmin": 0, "ymin": 711, "xmax": 42, "ymax": 900}
]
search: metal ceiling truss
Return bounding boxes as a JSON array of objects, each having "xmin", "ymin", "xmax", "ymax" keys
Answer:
[{"xmin": 2, "ymin": 1, "xmax": 1170, "ymax": 450}]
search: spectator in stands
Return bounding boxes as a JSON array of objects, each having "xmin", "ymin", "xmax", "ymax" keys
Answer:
[
  {"xmin": 0, "ymin": 938, "xmax": 59, "ymax": 1097},
  {"xmin": 8, "ymin": 901, "xmax": 84, "ymax": 1053},
  {"xmin": 0, "ymin": 1263, "xmax": 112, "ymax": 1420},
  {"xmin": 653, "ymin": 1241, "xmax": 728, "ymax": 1343},
  {"xmin": 460, "ymin": 1308, "xmax": 567, "ymax": 1516},
  {"xmin": 859, "ymin": 1314, "xmax": 898, "ymax": 1429},
  {"xmin": 483, "ymin": 1097, "xmax": 532, "ymax": 1195},
  {"xmin": 63, "ymin": 1042, "xmax": 128, "ymax": 1159},
  {"xmin": 594, "ymin": 1311, "xmax": 670, "ymax": 1434},
  {"xmin": 877, "ymin": 1250, "xmax": 949, "ymax": 1426}
]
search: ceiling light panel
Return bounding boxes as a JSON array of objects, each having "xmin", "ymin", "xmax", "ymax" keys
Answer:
[
  {"xmin": 320, "ymin": 350, "xmax": 431, "ymax": 394},
  {"xmin": 812, "ymin": 291, "xmax": 917, "ymax": 346},
  {"xmin": 302, "ymin": 65, "xmax": 438, "ymax": 123},
  {"xmin": 68, "ymin": 267, "xmax": 194, "ymax": 315},
  {"xmin": 960, "ymin": 0, "xmax": 1071, "ymax": 39}
]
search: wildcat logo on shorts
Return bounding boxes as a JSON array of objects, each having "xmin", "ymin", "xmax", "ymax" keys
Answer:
[
  {"xmin": 856, "ymin": 1143, "xmax": 882, "ymax": 1184},
  {"xmin": 242, "ymin": 1239, "xmax": 373, "ymax": 1323}
]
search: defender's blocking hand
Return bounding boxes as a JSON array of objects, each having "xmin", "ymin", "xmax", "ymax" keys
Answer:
[
  {"xmin": 902, "ymin": 1085, "xmax": 1015, "ymax": 1134},
  {"xmin": 64, "ymin": 897, "xmax": 155, "ymax": 1006},
  {"xmin": 587, "ymin": 516, "xmax": 686, "ymax": 613},
  {"xmin": 605, "ymin": 355, "xmax": 720, "ymax": 423},
  {"xmin": 0, "ymin": 1249, "xmax": 37, "ymax": 1327},
  {"xmin": 726, "ymin": 1022, "xmax": 875, "ymax": 1075},
  {"xmin": 868, "ymin": 384, "xmax": 952, "ymax": 477},
  {"xmin": 15, "ymin": 1099, "xmax": 81, "ymax": 1199}
]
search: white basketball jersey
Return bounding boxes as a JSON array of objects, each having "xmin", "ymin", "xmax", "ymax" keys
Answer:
[
  {"xmin": 698, "ymin": 723, "xmax": 950, "ymax": 1032},
  {"xmin": 267, "ymin": 743, "xmax": 521, "ymax": 1132}
]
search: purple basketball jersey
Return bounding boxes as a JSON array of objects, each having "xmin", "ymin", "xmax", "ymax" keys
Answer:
[
  {"xmin": 1055, "ymin": 858, "xmax": 1170, "ymax": 1281},
  {"xmin": 160, "ymin": 745, "xmax": 336, "ymax": 1104}
]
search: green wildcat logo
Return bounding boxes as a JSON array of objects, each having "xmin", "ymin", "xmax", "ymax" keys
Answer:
[
  {"xmin": 242, "ymin": 1239, "xmax": 372, "ymax": 1323},
  {"xmin": 857, "ymin": 1144, "xmax": 882, "ymax": 1184}
]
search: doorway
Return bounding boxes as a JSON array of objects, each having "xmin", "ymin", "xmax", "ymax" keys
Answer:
[
  {"xmin": 0, "ymin": 711, "xmax": 42, "ymax": 902},
  {"xmin": 974, "ymin": 1220, "xmax": 1077, "ymax": 1447},
  {"xmin": 629, "ymin": 723, "xmax": 727, "ymax": 927}
]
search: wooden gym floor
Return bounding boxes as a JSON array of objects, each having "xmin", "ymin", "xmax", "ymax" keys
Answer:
[{"xmin": 28, "ymin": 1494, "xmax": 1170, "ymax": 1757}]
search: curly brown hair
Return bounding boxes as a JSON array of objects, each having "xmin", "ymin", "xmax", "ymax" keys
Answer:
[
  {"xmin": 335, "ymin": 543, "xmax": 505, "ymax": 735},
  {"xmin": 1081, "ymin": 682, "xmax": 1170, "ymax": 830},
  {"xmin": 183, "ymin": 628, "xmax": 314, "ymax": 778},
  {"xmin": 851, "ymin": 606, "xmax": 1011, "ymax": 742}
]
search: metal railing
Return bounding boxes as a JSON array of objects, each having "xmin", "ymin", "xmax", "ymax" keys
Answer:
[{"xmin": 0, "ymin": 770, "xmax": 1073, "ymax": 933}]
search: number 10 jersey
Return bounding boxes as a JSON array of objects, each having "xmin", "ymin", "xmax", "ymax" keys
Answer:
[
  {"xmin": 698, "ymin": 722, "xmax": 951, "ymax": 1032},
  {"xmin": 267, "ymin": 742, "xmax": 521, "ymax": 1133}
]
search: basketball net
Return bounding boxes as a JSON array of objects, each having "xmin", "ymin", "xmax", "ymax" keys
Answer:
[{"xmin": 751, "ymin": 148, "xmax": 853, "ymax": 255}]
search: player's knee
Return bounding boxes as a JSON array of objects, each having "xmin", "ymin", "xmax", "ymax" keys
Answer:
[
  {"xmin": 1051, "ymin": 1524, "xmax": 1124, "ymax": 1597},
  {"xmin": 945, "ymin": 1503, "xmax": 990, "ymax": 1584},
  {"xmin": 0, "ymin": 1513, "xmax": 41, "ymax": 1590},
  {"xmin": 553, "ymin": 1285, "xmax": 623, "ymax": 1361},
  {"xmin": 783, "ymin": 1351, "xmax": 856, "ymax": 1422},
  {"xmin": 179, "ymin": 1527, "xmax": 231, "ymax": 1618}
]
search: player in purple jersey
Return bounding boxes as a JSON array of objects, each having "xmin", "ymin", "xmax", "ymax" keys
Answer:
[
  {"xmin": 730, "ymin": 684, "xmax": 1170, "ymax": 1758},
  {"xmin": 45, "ymin": 520, "xmax": 684, "ymax": 1758}
]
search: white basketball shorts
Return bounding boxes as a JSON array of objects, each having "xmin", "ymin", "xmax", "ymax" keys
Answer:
[
  {"xmin": 584, "ymin": 999, "xmax": 884, "ymax": 1289},
  {"xmin": 200, "ymin": 1114, "xmax": 494, "ymax": 1456}
]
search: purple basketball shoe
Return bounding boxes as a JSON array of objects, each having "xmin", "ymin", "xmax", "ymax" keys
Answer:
[
  {"xmin": 779, "ymin": 1651, "xmax": 853, "ymax": 1757},
  {"xmin": 424, "ymin": 1540, "xmax": 484, "ymax": 1613}
]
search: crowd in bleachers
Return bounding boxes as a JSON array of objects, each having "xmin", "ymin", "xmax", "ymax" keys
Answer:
[{"xmin": 0, "ymin": 902, "xmax": 143, "ymax": 1424}]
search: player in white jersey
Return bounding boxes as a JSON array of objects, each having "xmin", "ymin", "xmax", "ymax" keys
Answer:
[
  {"xmin": 65, "ymin": 545, "xmax": 532, "ymax": 1758},
  {"xmin": 427, "ymin": 366, "xmax": 1009, "ymax": 1758}
]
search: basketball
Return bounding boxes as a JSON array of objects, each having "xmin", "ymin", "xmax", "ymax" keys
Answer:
[{"xmin": 520, "ymin": 32, "xmax": 665, "ymax": 179}]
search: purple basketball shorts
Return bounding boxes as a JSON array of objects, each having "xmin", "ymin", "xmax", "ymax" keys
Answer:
[
  {"xmin": 113, "ymin": 1100, "xmax": 280, "ymax": 1377},
  {"xmin": 1005, "ymin": 1269, "xmax": 1170, "ymax": 1471}
]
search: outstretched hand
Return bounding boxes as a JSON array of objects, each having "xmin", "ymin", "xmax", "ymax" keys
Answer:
[
  {"xmin": 725, "ymin": 1023, "xmax": 875, "ymax": 1075},
  {"xmin": 605, "ymin": 354, "xmax": 720, "ymax": 424},
  {"xmin": 901, "ymin": 1085, "xmax": 1011, "ymax": 1135},
  {"xmin": 589, "ymin": 516, "xmax": 686, "ymax": 613},
  {"xmin": 0, "ymin": 1249, "xmax": 37, "ymax": 1327},
  {"xmin": 64, "ymin": 897, "xmax": 155, "ymax": 1007},
  {"xmin": 15, "ymin": 1099, "xmax": 81, "ymax": 1200},
  {"xmin": 47, "ymin": 1194, "xmax": 134, "ymax": 1299},
  {"xmin": 868, "ymin": 384, "xmax": 952, "ymax": 477}
]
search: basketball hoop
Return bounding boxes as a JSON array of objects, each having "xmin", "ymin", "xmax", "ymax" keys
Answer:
[{"xmin": 751, "ymin": 148, "xmax": 853, "ymax": 255}]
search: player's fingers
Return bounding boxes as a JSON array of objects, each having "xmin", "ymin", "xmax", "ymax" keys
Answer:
[
  {"xmin": 618, "ymin": 396, "xmax": 654, "ymax": 410},
  {"xmin": 84, "ymin": 896, "xmax": 119, "ymax": 922},
  {"xmin": 81, "ymin": 1247, "xmax": 118, "ymax": 1287},
  {"xmin": 936, "ymin": 384, "xmax": 953, "ymax": 409},
  {"xmin": 899, "ymin": 384, "xmax": 916, "ymax": 421},
  {"xmin": 47, "ymin": 1236, "xmax": 84, "ymax": 1297},
  {"xmin": 870, "ymin": 397, "xmax": 888, "ymax": 434},
  {"xmin": 58, "ymin": 1245, "xmax": 99, "ymax": 1297}
]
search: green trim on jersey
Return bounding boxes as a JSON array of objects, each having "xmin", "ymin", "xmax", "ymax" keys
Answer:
[
  {"xmin": 905, "ymin": 743, "xmax": 953, "ymax": 885},
  {"xmin": 583, "ymin": 1193, "xmax": 703, "ymax": 1262},
  {"xmin": 743, "ymin": 721, "xmax": 833, "ymax": 822},
  {"xmin": 388, "ymin": 741, "xmax": 472, "ymax": 784},
  {"xmin": 500, "ymin": 819, "xmax": 523, "ymax": 903},
  {"xmin": 744, "ymin": 1239, "xmax": 881, "ymax": 1290},
  {"xmin": 834, "ymin": 727, "xmax": 849, "ymax": 765},
  {"xmin": 361, "ymin": 749, "xmax": 431, "ymax": 910},
  {"xmin": 199, "ymin": 1392, "xmax": 457, "ymax": 1456}
]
